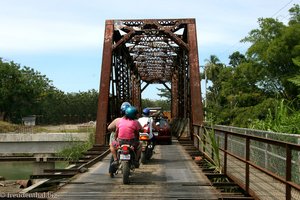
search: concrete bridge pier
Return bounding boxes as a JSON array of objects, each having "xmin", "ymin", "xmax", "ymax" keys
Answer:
[{"xmin": 32, "ymin": 153, "xmax": 55, "ymax": 175}]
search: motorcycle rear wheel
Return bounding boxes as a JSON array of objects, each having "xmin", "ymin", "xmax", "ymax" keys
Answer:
[
  {"xmin": 122, "ymin": 161, "xmax": 130, "ymax": 184},
  {"xmin": 141, "ymin": 151, "xmax": 147, "ymax": 164}
]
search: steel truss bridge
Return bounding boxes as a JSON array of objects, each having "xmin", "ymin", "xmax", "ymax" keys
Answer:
[{"xmin": 90, "ymin": 18, "xmax": 300, "ymax": 200}]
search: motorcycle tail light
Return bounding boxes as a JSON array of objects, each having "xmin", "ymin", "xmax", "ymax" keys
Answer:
[
  {"xmin": 122, "ymin": 145, "xmax": 129, "ymax": 154},
  {"xmin": 139, "ymin": 135, "xmax": 149, "ymax": 141}
]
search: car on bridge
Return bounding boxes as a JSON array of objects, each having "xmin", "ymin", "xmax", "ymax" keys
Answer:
[{"xmin": 148, "ymin": 107, "xmax": 172, "ymax": 145}]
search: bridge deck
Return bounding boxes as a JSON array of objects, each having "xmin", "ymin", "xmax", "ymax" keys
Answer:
[{"xmin": 53, "ymin": 140, "xmax": 219, "ymax": 199}]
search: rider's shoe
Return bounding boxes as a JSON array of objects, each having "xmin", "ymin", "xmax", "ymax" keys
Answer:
[
  {"xmin": 134, "ymin": 160, "xmax": 140, "ymax": 168},
  {"xmin": 109, "ymin": 172, "xmax": 114, "ymax": 178},
  {"xmin": 111, "ymin": 160, "xmax": 119, "ymax": 167}
]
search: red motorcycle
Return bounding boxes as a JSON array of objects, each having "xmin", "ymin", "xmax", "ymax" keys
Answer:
[{"xmin": 116, "ymin": 143, "xmax": 136, "ymax": 184}]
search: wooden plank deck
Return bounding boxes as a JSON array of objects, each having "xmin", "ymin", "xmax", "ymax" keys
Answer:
[{"xmin": 52, "ymin": 140, "xmax": 220, "ymax": 200}]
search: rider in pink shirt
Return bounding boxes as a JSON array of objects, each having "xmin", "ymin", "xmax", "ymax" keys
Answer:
[
  {"xmin": 117, "ymin": 117, "xmax": 141, "ymax": 140},
  {"xmin": 114, "ymin": 106, "xmax": 142, "ymax": 168}
]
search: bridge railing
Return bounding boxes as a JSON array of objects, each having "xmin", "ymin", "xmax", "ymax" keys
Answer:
[{"xmin": 193, "ymin": 124, "xmax": 300, "ymax": 200}]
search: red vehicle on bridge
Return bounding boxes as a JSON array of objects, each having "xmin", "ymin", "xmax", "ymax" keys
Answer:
[{"xmin": 148, "ymin": 107, "xmax": 172, "ymax": 145}]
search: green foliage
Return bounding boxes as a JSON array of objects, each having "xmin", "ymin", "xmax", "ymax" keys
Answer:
[
  {"xmin": 57, "ymin": 129, "xmax": 95, "ymax": 161},
  {"xmin": 228, "ymin": 51, "xmax": 246, "ymax": 68},
  {"xmin": 0, "ymin": 121, "xmax": 18, "ymax": 133},
  {"xmin": 250, "ymin": 99, "xmax": 300, "ymax": 134},
  {"xmin": 0, "ymin": 58, "xmax": 98, "ymax": 124},
  {"xmin": 141, "ymin": 98, "xmax": 170, "ymax": 111},
  {"xmin": 205, "ymin": 4, "xmax": 300, "ymax": 132},
  {"xmin": 157, "ymin": 87, "xmax": 171, "ymax": 102},
  {"xmin": 198, "ymin": 126, "xmax": 222, "ymax": 173},
  {"xmin": 241, "ymin": 6, "xmax": 300, "ymax": 99},
  {"xmin": 288, "ymin": 4, "xmax": 300, "ymax": 25},
  {"xmin": 0, "ymin": 59, "xmax": 53, "ymax": 122}
]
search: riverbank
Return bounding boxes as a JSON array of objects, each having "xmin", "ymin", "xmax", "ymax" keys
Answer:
[
  {"xmin": 0, "ymin": 121, "xmax": 96, "ymax": 134},
  {"xmin": 0, "ymin": 180, "xmax": 22, "ymax": 193},
  {"xmin": 0, "ymin": 122, "xmax": 95, "ymax": 193}
]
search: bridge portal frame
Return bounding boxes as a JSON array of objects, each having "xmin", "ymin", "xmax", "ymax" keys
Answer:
[{"xmin": 95, "ymin": 19, "xmax": 203, "ymax": 145}]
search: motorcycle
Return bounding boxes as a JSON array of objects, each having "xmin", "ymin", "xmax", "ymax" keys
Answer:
[
  {"xmin": 114, "ymin": 143, "xmax": 136, "ymax": 184},
  {"xmin": 139, "ymin": 132, "xmax": 154, "ymax": 164}
]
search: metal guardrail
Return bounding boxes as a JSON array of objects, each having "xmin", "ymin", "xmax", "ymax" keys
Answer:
[{"xmin": 193, "ymin": 124, "xmax": 300, "ymax": 200}]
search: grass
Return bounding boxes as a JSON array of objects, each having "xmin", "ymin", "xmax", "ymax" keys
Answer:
[
  {"xmin": 0, "ymin": 121, "xmax": 94, "ymax": 133},
  {"xmin": 56, "ymin": 129, "xmax": 95, "ymax": 161},
  {"xmin": 204, "ymin": 127, "xmax": 222, "ymax": 174},
  {"xmin": 0, "ymin": 121, "xmax": 19, "ymax": 133},
  {"xmin": 250, "ymin": 99, "xmax": 300, "ymax": 134},
  {"xmin": 196, "ymin": 125, "xmax": 222, "ymax": 174}
]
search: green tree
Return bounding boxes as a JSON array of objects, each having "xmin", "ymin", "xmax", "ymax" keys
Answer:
[
  {"xmin": 141, "ymin": 98, "xmax": 170, "ymax": 111},
  {"xmin": 157, "ymin": 87, "xmax": 171, "ymax": 102},
  {"xmin": 241, "ymin": 7, "xmax": 300, "ymax": 99},
  {"xmin": 228, "ymin": 51, "xmax": 246, "ymax": 68},
  {"xmin": 205, "ymin": 4, "xmax": 300, "ymax": 128},
  {"xmin": 0, "ymin": 58, "xmax": 99, "ymax": 124},
  {"xmin": 0, "ymin": 59, "xmax": 21, "ymax": 121},
  {"xmin": 0, "ymin": 59, "xmax": 53, "ymax": 122},
  {"xmin": 288, "ymin": 4, "xmax": 300, "ymax": 25},
  {"xmin": 203, "ymin": 55, "xmax": 228, "ymax": 123}
]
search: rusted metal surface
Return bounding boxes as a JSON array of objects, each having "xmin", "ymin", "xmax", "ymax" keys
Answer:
[
  {"xmin": 96, "ymin": 18, "xmax": 203, "ymax": 145},
  {"xmin": 171, "ymin": 72, "xmax": 178, "ymax": 119},
  {"xmin": 193, "ymin": 125, "xmax": 300, "ymax": 200},
  {"xmin": 95, "ymin": 20, "xmax": 114, "ymax": 145},
  {"xmin": 187, "ymin": 21, "xmax": 203, "ymax": 126}
]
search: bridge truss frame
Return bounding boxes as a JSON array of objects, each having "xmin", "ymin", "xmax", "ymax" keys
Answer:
[{"xmin": 95, "ymin": 18, "xmax": 203, "ymax": 145}]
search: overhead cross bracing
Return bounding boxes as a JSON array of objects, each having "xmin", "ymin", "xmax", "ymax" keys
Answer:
[
  {"xmin": 115, "ymin": 20, "xmax": 186, "ymax": 83},
  {"xmin": 95, "ymin": 18, "xmax": 203, "ymax": 145}
]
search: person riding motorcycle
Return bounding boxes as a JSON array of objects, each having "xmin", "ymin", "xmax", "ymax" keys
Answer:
[
  {"xmin": 114, "ymin": 106, "xmax": 142, "ymax": 167},
  {"xmin": 108, "ymin": 102, "xmax": 131, "ymax": 165},
  {"xmin": 138, "ymin": 108, "xmax": 158, "ymax": 141}
]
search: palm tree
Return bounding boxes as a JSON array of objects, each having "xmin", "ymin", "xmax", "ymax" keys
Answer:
[{"xmin": 204, "ymin": 55, "xmax": 221, "ymax": 82}]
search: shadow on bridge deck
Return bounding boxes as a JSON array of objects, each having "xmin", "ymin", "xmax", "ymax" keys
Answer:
[{"xmin": 53, "ymin": 140, "xmax": 219, "ymax": 200}]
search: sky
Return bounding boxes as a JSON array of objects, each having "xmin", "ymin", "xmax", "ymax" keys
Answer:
[{"xmin": 0, "ymin": 0, "xmax": 298, "ymax": 100}]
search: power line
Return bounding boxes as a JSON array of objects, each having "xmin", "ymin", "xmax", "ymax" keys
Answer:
[
  {"xmin": 218, "ymin": 0, "xmax": 296, "ymax": 61},
  {"xmin": 271, "ymin": 0, "xmax": 294, "ymax": 18}
]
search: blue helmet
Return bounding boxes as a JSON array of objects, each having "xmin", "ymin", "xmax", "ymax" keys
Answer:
[
  {"xmin": 125, "ymin": 106, "xmax": 138, "ymax": 119},
  {"xmin": 142, "ymin": 108, "xmax": 150, "ymax": 116},
  {"xmin": 120, "ymin": 102, "xmax": 131, "ymax": 115}
]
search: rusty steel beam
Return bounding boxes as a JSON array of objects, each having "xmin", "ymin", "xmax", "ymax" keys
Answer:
[
  {"xmin": 153, "ymin": 21, "xmax": 189, "ymax": 51},
  {"xmin": 187, "ymin": 20, "xmax": 203, "ymax": 126},
  {"xmin": 171, "ymin": 72, "xmax": 178, "ymax": 119},
  {"xmin": 131, "ymin": 76, "xmax": 141, "ymax": 112},
  {"xmin": 95, "ymin": 20, "xmax": 114, "ymax": 145},
  {"xmin": 113, "ymin": 29, "xmax": 135, "ymax": 50}
]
